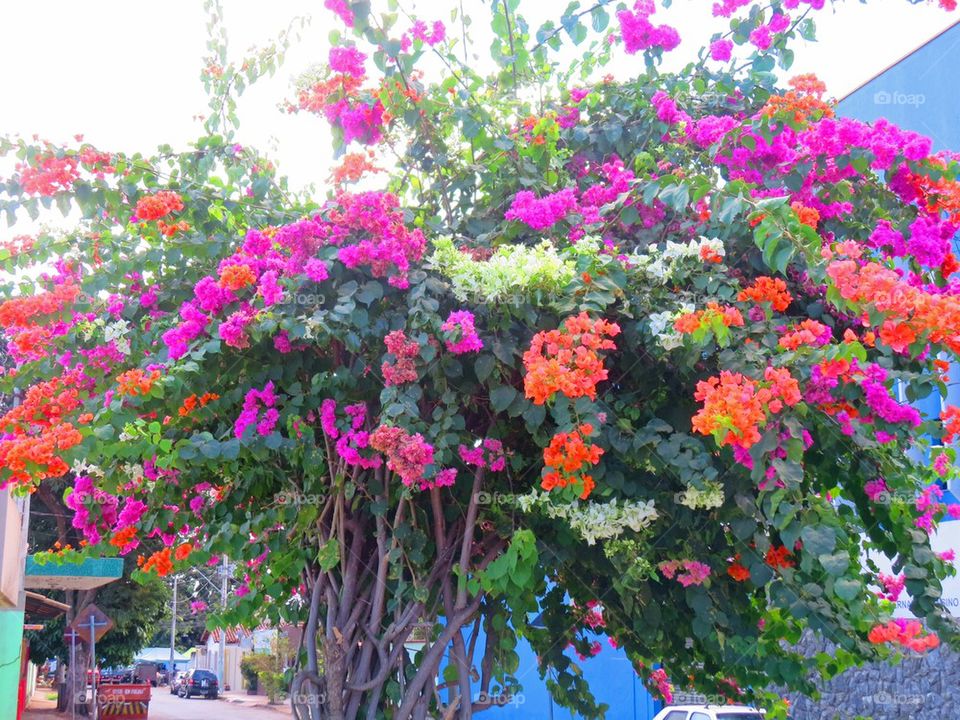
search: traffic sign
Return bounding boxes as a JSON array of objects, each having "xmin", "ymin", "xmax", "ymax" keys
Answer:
[{"xmin": 70, "ymin": 603, "xmax": 113, "ymax": 644}]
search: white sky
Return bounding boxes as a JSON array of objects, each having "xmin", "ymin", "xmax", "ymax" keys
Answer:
[{"xmin": 0, "ymin": 1, "xmax": 956, "ymax": 192}]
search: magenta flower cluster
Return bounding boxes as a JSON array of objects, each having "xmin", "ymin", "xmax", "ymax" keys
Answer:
[
  {"xmin": 401, "ymin": 19, "xmax": 446, "ymax": 51},
  {"xmin": 616, "ymin": 1, "xmax": 680, "ymax": 55},
  {"xmin": 441, "ymin": 310, "xmax": 483, "ymax": 354},
  {"xmin": 320, "ymin": 399, "xmax": 381, "ymax": 469},
  {"xmin": 328, "ymin": 46, "xmax": 366, "ymax": 77},
  {"xmin": 458, "ymin": 438, "xmax": 506, "ymax": 472},
  {"xmin": 234, "ymin": 382, "xmax": 279, "ymax": 439},
  {"xmin": 162, "ymin": 191, "xmax": 426, "ymax": 360}
]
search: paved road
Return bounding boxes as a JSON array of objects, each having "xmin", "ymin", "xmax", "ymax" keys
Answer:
[{"xmin": 149, "ymin": 689, "xmax": 286, "ymax": 720}]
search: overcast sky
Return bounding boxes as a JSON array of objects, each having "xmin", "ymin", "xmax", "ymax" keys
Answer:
[{"xmin": 0, "ymin": 1, "xmax": 956, "ymax": 192}]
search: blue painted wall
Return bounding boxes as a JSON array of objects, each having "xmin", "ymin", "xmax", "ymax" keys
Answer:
[
  {"xmin": 837, "ymin": 21, "xmax": 960, "ymax": 152},
  {"xmin": 440, "ymin": 623, "xmax": 660, "ymax": 719}
]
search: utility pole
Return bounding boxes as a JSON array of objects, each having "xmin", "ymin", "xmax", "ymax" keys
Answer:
[
  {"xmin": 169, "ymin": 575, "xmax": 178, "ymax": 684},
  {"xmin": 218, "ymin": 556, "xmax": 227, "ymax": 689}
]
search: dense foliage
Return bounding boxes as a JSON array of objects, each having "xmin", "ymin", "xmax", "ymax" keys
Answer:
[{"xmin": 4, "ymin": 0, "xmax": 960, "ymax": 718}]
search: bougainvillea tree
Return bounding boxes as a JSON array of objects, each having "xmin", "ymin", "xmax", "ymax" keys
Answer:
[{"xmin": 4, "ymin": 0, "xmax": 960, "ymax": 717}]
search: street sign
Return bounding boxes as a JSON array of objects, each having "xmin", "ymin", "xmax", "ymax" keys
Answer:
[{"xmin": 70, "ymin": 603, "xmax": 113, "ymax": 644}]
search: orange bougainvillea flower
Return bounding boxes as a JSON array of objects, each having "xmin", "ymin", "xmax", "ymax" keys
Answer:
[
  {"xmin": 134, "ymin": 191, "xmax": 184, "ymax": 221},
  {"xmin": 331, "ymin": 151, "xmax": 382, "ymax": 185},
  {"xmin": 760, "ymin": 74, "xmax": 834, "ymax": 126},
  {"xmin": 174, "ymin": 542, "xmax": 193, "ymax": 561},
  {"xmin": 142, "ymin": 547, "xmax": 174, "ymax": 576},
  {"xmin": 674, "ymin": 302, "xmax": 744, "ymax": 336},
  {"xmin": 522, "ymin": 312, "xmax": 620, "ymax": 406},
  {"xmin": 942, "ymin": 405, "xmax": 960, "ymax": 444},
  {"xmin": 109, "ymin": 526, "xmax": 138, "ymax": 551},
  {"xmin": 116, "ymin": 369, "xmax": 161, "ymax": 397},
  {"xmin": 878, "ymin": 320, "xmax": 917, "ymax": 355},
  {"xmin": 541, "ymin": 424, "xmax": 603, "ymax": 499},
  {"xmin": 868, "ymin": 619, "xmax": 940, "ymax": 652},
  {"xmin": 156, "ymin": 220, "xmax": 191, "ymax": 237},
  {"xmin": 790, "ymin": 202, "xmax": 821, "ymax": 228},
  {"xmin": 738, "ymin": 276, "xmax": 792, "ymax": 312},
  {"xmin": 691, "ymin": 367, "xmax": 801, "ymax": 449},
  {"xmin": 178, "ymin": 392, "xmax": 220, "ymax": 418},
  {"xmin": 218, "ymin": 263, "xmax": 257, "ymax": 291}
]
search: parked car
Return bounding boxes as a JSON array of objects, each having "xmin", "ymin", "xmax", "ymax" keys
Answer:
[
  {"xmin": 100, "ymin": 666, "xmax": 134, "ymax": 684},
  {"xmin": 653, "ymin": 706, "xmax": 765, "ymax": 720},
  {"xmin": 169, "ymin": 671, "xmax": 188, "ymax": 695},
  {"xmin": 178, "ymin": 668, "xmax": 219, "ymax": 699}
]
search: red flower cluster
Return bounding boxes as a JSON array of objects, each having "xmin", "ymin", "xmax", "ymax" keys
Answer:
[
  {"xmin": 18, "ymin": 153, "xmax": 79, "ymax": 196},
  {"xmin": 219, "ymin": 264, "xmax": 257, "ymax": 291},
  {"xmin": 778, "ymin": 319, "xmax": 832, "ymax": 350},
  {"xmin": 764, "ymin": 545, "xmax": 794, "ymax": 569},
  {"xmin": 541, "ymin": 423, "xmax": 603, "ymax": 499},
  {"xmin": 0, "ymin": 283, "xmax": 80, "ymax": 329},
  {"xmin": 522, "ymin": 312, "xmax": 620, "ymax": 405},
  {"xmin": 134, "ymin": 191, "xmax": 184, "ymax": 221},
  {"xmin": 691, "ymin": 368, "xmax": 801, "ymax": 449},
  {"xmin": 868, "ymin": 619, "xmax": 940, "ymax": 652},
  {"xmin": 727, "ymin": 556, "xmax": 751, "ymax": 581},
  {"xmin": 382, "ymin": 330, "xmax": 420, "ymax": 386},
  {"xmin": 737, "ymin": 276, "xmax": 792, "ymax": 312}
]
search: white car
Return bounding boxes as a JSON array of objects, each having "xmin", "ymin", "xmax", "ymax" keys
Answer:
[{"xmin": 653, "ymin": 706, "xmax": 765, "ymax": 720}]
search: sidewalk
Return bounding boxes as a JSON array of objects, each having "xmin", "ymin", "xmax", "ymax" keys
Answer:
[
  {"xmin": 219, "ymin": 689, "xmax": 292, "ymax": 715},
  {"xmin": 24, "ymin": 688, "xmax": 60, "ymax": 720}
]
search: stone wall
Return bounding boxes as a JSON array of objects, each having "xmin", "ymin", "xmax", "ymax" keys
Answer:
[{"xmin": 786, "ymin": 634, "xmax": 959, "ymax": 719}]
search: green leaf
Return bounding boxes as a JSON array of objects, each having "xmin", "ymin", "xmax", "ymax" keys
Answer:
[
  {"xmin": 474, "ymin": 354, "xmax": 495, "ymax": 383},
  {"xmin": 318, "ymin": 538, "xmax": 340, "ymax": 571},
  {"xmin": 834, "ymin": 579, "xmax": 860, "ymax": 602},
  {"xmin": 801, "ymin": 525, "xmax": 836, "ymax": 556},
  {"xmin": 490, "ymin": 385, "xmax": 517, "ymax": 412},
  {"xmin": 819, "ymin": 552, "xmax": 849, "ymax": 577}
]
